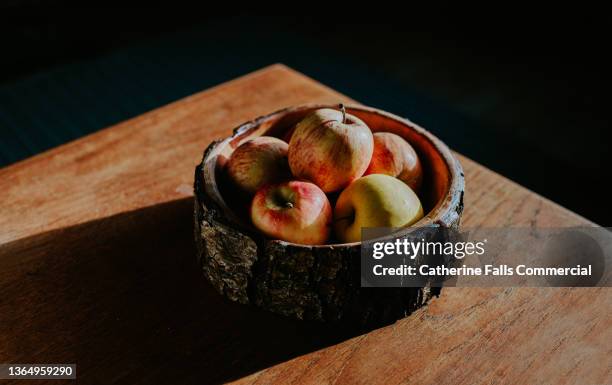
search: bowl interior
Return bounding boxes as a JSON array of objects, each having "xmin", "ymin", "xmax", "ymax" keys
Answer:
[{"xmin": 202, "ymin": 105, "xmax": 453, "ymax": 245}]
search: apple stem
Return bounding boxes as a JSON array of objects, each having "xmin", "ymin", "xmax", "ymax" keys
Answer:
[
  {"xmin": 285, "ymin": 202, "xmax": 294, "ymax": 209},
  {"xmin": 339, "ymin": 103, "xmax": 346, "ymax": 124}
]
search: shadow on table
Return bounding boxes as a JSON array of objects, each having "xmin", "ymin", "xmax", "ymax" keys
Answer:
[{"xmin": 0, "ymin": 198, "xmax": 364, "ymax": 385}]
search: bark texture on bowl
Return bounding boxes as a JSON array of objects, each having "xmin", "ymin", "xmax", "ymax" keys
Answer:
[{"xmin": 194, "ymin": 104, "xmax": 464, "ymax": 326}]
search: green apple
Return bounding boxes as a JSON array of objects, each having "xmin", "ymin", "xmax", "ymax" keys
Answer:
[{"xmin": 333, "ymin": 174, "xmax": 424, "ymax": 243}]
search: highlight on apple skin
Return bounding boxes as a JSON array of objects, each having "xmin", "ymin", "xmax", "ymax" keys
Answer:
[
  {"xmin": 251, "ymin": 180, "xmax": 332, "ymax": 245},
  {"xmin": 226, "ymin": 136, "xmax": 290, "ymax": 194},
  {"xmin": 288, "ymin": 108, "xmax": 374, "ymax": 193},
  {"xmin": 333, "ymin": 174, "xmax": 424, "ymax": 243},
  {"xmin": 365, "ymin": 132, "xmax": 423, "ymax": 193}
]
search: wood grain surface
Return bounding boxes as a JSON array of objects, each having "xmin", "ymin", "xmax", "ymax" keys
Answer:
[{"xmin": 0, "ymin": 64, "xmax": 609, "ymax": 385}]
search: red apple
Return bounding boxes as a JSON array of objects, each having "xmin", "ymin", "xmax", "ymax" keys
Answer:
[
  {"xmin": 288, "ymin": 107, "xmax": 374, "ymax": 193},
  {"xmin": 226, "ymin": 136, "xmax": 289, "ymax": 194},
  {"xmin": 251, "ymin": 181, "xmax": 332, "ymax": 245},
  {"xmin": 364, "ymin": 132, "xmax": 423, "ymax": 193}
]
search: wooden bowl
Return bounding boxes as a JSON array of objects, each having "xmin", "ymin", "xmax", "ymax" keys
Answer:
[{"xmin": 194, "ymin": 104, "xmax": 464, "ymax": 326}]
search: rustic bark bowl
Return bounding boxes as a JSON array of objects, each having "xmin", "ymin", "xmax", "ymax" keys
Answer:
[{"xmin": 194, "ymin": 104, "xmax": 464, "ymax": 327}]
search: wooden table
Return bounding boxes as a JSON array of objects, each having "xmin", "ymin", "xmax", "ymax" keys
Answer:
[{"xmin": 0, "ymin": 64, "xmax": 609, "ymax": 385}]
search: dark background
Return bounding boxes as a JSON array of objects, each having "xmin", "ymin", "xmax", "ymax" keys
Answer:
[{"xmin": 1, "ymin": 4, "xmax": 610, "ymax": 224}]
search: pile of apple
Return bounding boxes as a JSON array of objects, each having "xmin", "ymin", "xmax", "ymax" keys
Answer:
[{"xmin": 226, "ymin": 106, "xmax": 424, "ymax": 245}]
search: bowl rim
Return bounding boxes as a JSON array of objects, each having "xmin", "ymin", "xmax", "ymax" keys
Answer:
[{"xmin": 200, "ymin": 103, "xmax": 464, "ymax": 249}]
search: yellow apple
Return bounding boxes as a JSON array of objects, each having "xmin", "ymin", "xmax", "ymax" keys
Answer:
[{"xmin": 333, "ymin": 174, "xmax": 424, "ymax": 243}]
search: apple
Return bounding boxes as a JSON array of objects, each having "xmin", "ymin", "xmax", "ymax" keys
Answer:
[
  {"xmin": 251, "ymin": 180, "xmax": 332, "ymax": 245},
  {"xmin": 288, "ymin": 106, "xmax": 374, "ymax": 193},
  {"xmin": 333, "ymin": 174, "xmax": 424, "ymax": 243},
  {"xmin": 226, "ymin": 136, "xmax": 289, "ymax": 194},
  {"xmin": 365, "ymin": 132, "xmax": 423, "ymax": 193}
]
